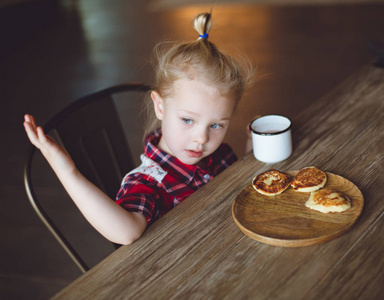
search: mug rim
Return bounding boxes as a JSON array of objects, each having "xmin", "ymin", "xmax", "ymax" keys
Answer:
[{"xmin": 249, "ymin": 115, "xmax": 291, "ymax": 136}]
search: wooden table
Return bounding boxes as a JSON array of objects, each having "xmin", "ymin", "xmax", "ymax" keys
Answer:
[{"xmin": 53, "ymin": 64, "xmax": 384, "ymax": 299}]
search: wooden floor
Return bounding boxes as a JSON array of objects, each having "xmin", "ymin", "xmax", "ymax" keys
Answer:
[{"xmin": 1, "ymin": 0, "xmax": 383, "ymax": 298}]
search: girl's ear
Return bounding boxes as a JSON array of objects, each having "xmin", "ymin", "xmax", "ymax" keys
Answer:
[{"xmin": 151, "ymin": 91, "xmax": 164, "ymax": 120}]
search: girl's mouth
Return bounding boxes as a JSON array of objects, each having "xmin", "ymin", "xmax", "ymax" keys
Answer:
[{"xmin": 185, "ymin": 149, "xmax": 203, "ymax": 158}]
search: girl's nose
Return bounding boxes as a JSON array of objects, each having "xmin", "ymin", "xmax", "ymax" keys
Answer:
[{"xmin": 194, "ymin": 127, "xmax": 209, "ymax": 146}]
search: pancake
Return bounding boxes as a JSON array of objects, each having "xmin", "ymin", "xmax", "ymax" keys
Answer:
[
  {"xmin": 252, "ymin": 169, "xmax": 292, "ymax": 196},
  {"xmin": 305, "ymin": 188, "xmax": 351, "ymax": 213},
  {"xmin": 291, "ymin": 166, "xmax": 327, "ymax": 192}
]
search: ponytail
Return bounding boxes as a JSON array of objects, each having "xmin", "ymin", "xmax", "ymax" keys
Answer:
[{"xmin": 143, "ymin": 12, "xmax": 255, "ymax": 137}]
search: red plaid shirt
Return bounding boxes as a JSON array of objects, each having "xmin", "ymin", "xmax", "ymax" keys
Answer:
[{"xmin": 116, "ymin": 129, "xmax": 237, "ymax": 224}]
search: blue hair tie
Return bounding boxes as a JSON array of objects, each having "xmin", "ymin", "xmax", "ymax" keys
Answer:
[{"xmin": 199, "ymin": 33, "xmax": 209, "ymax": 39}]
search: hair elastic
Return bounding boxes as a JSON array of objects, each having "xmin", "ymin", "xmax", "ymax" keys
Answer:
[{"xmin": 199, "ymin": 33, "xmax": 209, "ymax": 39}]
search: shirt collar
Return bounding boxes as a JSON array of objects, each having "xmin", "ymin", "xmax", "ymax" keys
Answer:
[{"xmin": 143, "ymin": 129, "xmax": 211, "ymax": 184}]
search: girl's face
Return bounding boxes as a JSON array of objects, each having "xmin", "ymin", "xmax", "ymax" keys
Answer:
[{"xmin": 152, "ymin": 78, "xmax": 236, "ymax": 165}]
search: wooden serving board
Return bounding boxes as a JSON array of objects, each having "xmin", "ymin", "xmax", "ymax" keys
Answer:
[{"xmin": 232, "ymin": 171, "xmax": 364, "ymax": 247}]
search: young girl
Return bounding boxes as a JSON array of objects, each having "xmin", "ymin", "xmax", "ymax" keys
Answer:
[{"xmin": 24, "ymin": 12, "xmax": 253, "ymax": 245}]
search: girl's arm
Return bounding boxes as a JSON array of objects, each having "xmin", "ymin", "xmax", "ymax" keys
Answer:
[{"xmin": 23, "ymin": 114, "xmax": 147, "ymax": 245}]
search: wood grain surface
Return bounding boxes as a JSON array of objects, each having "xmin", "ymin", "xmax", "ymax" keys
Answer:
[
  {"xmin": 232, "ymin": 171, "xmax": 364, "ymax": 247},
  {"xmin": 53, "ymin": 65, "xmax": 384, "ymax": 300}
]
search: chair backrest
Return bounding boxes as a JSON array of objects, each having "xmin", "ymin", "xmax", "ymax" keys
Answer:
[{"xmin": 24, "ymin": 83, "xmax": 151, "ymax": 273}]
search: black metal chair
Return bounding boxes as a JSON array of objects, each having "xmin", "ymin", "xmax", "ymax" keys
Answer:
[{"xmin": 24, "ymin": 83, "xmax": 151, "ymax": 273}]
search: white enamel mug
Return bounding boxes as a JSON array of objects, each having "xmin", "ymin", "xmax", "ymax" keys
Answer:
[{"xmin": 249, "ymin": 115, "xmax": 292, "ymax": 163}]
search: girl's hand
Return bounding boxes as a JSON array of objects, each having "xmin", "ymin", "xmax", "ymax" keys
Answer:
[
  {"xmin": 245, "ymin": 115, "xmax": 261, "ymax": 153},
  {"xmin": 23, "ymin": 114, "xmax": 147, "ymax": 244},
  {"xmin": 23, "ymin": 114, "xmax": 76, "ymax": 176}
]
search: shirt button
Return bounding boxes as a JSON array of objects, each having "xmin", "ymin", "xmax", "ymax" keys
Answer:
[{"xmin": 204, "ymin": 174, "xmax": 210, "ymax": 180}]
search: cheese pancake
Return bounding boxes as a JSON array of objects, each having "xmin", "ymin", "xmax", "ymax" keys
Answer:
[
  {"xmin": 291, "ymin": 166, "xmax": 327, "ymax": 192},
  {"xmin": 305, "ymin": 189, "xmax": 351, "ymax": 213},
  {"xmin": 252, "ymin": 169, "xmax": 292, "ymax": 196}
]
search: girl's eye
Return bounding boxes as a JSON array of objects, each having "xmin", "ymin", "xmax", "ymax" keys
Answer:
[
  {"xmin": 182, "ymin": 118, "xmax": 193, "ymax": 125},
  {"xmin": 210, "ymin": 123, "xmax": 223, "ymax": 129}
]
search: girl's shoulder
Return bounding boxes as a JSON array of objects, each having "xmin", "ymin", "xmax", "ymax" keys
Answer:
[
  {"xmin": 209, "ymin": 143, "xmax": 238, "ymax": 176},
  {"xmin": 214, "ymin": 143, "xmax": 237, "ymax": 161}
]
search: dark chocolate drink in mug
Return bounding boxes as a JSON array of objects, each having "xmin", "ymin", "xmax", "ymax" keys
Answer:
[
  {"xmin": 250, "ymin": 115, "xmax": 292, "ymax": 163},
  {"xmin": 262, "ymin": 130, "xmax": 280, "ymax": 134}
]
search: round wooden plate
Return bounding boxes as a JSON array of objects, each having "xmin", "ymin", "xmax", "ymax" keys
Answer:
[{"xmin": 232, "ymin": 171, "xmax": 364, "ymax": 247}]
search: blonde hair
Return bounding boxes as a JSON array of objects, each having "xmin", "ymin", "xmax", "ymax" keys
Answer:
[{"xmin": 144, "ymin": 12, "xmax": 254, "ymax": 136}]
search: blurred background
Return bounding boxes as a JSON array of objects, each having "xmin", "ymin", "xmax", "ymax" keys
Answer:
[{"xmin": 1, "ymin": 0, "xmax": 383, "ymax": 298}]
